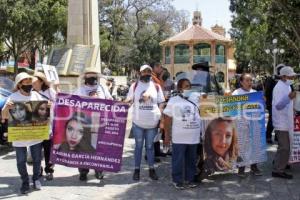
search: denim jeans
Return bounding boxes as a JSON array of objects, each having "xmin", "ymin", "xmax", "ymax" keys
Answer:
[
  {"xmin": 15, "ymin": 143, "xmax": 42, "ymax": 184},
  {"xmin": 172, "ymin": 143, "xmax": 198, "ymax": 183},
  {"xmin": 132, "ymin": 123, "xmax": 157, "ymax": 169},
  {"xmin": 42, "ymin": 139, "xmax": 54, "ymax": 173}
]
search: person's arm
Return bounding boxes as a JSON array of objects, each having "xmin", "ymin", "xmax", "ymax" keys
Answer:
[
  {"xmin": 1, "ymin": 97, "xmax": 13, "ymax": 122},
  {"xmin": 273, "ymin": 85, "xmax": 295, "ymax": 110},
  {"xmin": 163, "ymin": 115, "xmax": 172, "ymax": 146}
]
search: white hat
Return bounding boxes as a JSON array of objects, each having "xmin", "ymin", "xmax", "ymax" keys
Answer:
[
  {"xmin": 14, "ymin": 72, "xmax": 32, "ymax": 90},
  {"xmin": 140, "ymin": 64, "xmax": 152, "ymax": 72},
  {"xmin": 279, "ymin": 66, "xmax": 296, "ymax": 77}
]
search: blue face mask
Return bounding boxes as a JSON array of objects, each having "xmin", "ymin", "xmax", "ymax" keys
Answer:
[{"xmin": 182, "ymin": 90, "xmax": 193, "ymax": 98}]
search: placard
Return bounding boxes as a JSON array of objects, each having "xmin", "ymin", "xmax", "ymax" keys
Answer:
[
  {"xmin": 200, "ymin": 92, "xmax": 266, "ymax": 175},
  {"xmin": 50, "ymin": 93, "xmax": 129, "ymax": 172},
  {"xmin": 8, "ymin": 101, "xmax": 49, "ymax": 142}
]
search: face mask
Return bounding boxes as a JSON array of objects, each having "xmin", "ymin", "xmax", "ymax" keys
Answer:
[
  {"xmin": 286, "ymin": 80, "xmax": 293, "ymax": 85},
  {"xmin": 140, "ymin": 75, "xmax": 151, "ymax": 82},
  {"xmin": 21, "ymin": 85, "xmax": 32, "ymax": 93},
  {"xmin": 85, "ymin": 77, "xmax": 98, "ymax": 85},
  {"xmin": 162, "ymin": 73, "xmax": 169, "ymax": 81},
  {"xmin": 182, "ymin": 90, "xmax": 193, "ymax": 98}
]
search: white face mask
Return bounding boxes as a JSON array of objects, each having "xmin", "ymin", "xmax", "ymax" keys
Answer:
[{"xmin": 286, "ymin": 80, "xmax": 293, "ymax": 85}]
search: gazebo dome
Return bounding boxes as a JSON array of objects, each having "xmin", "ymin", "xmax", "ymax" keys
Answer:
[{"xmin": 160, "ymin": 24, "xmax": 231, "ymax": 45}]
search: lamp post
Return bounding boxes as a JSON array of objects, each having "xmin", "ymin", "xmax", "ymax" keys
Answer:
[{"xmin": 265, "ymin": 39, "xmax": 285, "ymax": 75}]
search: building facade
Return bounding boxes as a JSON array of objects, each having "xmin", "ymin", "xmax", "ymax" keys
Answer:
[{"xmin": 160, "ymin": 11, "xmax": 236, "ymax": 88}]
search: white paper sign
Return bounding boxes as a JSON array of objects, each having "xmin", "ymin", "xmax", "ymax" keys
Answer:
[{"xmin": 42, "ymin": 64, "xmax": 59, "ymax": 84}]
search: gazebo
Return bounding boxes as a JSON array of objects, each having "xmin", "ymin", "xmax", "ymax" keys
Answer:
[{"xmin": 160, "ymin": 11, "xmax": 236, "ymax": 88}]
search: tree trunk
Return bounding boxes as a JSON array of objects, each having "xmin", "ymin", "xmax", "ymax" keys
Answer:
[
  {"xmin": 29, "ymin": 47, "xmax": 36, "ymax": 70},
  {"xmin": 13, "ymin": 54, "xmax": 18, "ymax": 77}
]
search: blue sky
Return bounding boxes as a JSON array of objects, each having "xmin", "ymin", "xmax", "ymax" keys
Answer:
[{"xmin": 171, "ymin": 0, "xmax": 232, "ymax": 35}]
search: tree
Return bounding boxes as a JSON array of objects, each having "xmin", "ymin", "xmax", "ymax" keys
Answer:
[
  {"xmin": 99, "ymin": 0, "xmax": 183, "ymax": 75},
  {"xmin": 123, "ymin": 0, "xmax": 180, "ymax": 70},
  {"xmin": 0, "ymin": 0, "xmax": 67, "ymax": 74},
  {"xmin": 230, "ymin": 0, "xmax": 300, "ymax": 74}
]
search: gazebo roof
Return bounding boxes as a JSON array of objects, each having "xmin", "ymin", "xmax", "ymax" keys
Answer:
[{"xmin": 160, "ymin": 24, "xmax": 231, "ymax": 45}]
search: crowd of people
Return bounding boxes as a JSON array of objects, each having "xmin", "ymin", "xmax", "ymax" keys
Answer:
[{"xmin": 0, "ymin": 61, "xmax": 298, "ymax": 195}]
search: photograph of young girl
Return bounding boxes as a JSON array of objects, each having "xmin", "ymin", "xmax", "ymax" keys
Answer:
[{"xmin": 202, "ymin": 117, "xmax": 240, "ymax": 175}]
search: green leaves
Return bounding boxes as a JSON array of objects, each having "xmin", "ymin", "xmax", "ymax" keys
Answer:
[
  {"xmin": 0, "ymin": 0, "xmax": 67, "ymax": 71},
  {"xmin": 230, "ymin": 0, "xmax": 300, "ymax": 73}
]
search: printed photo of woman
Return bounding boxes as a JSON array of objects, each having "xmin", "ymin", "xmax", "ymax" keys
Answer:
[
  {"xmin": 59, "ymin": 112, "xmax": 95, "ymax": 153},
  {"xmin": 9, "ymin": 102, "xmax": 32, "ymax": 125},
  {"xmin": 32, "ymin": 101, "xmax": 49, "ymax": 123}
]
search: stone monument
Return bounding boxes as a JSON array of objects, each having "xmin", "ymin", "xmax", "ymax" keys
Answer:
[
  {"xmin": 48, "ymin": 0, "xmax": 101, "ymax": 91},
  {"xmin": 67, "ymin": 0, "xmax": 101, "ymax": 73}
]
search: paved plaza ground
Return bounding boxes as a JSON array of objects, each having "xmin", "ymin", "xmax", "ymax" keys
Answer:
[{"xmin": 0, "ymin": 139, "xmax": 299, "ymax": 200}]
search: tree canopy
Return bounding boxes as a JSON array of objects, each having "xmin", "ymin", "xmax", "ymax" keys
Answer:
[
  {"xmin": 0, "ymin": 0, "xmax": 67, "ymax": 73},
  {"xmin": 230, "ymin": 0, "xmax": 300, "ymax": 74}
]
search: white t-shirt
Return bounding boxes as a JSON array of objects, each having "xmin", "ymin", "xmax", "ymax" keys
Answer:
[
  {"xmin": 126, "ymin": 81, "xmax": 165, "ymax": 129},
  {"xmin": 163, "ymin": 95, "xmax": 201, "ymax": 144},
  {"xmin": 6, "ymin": 91, "xmax": 44, "ymax": 147},
  {"xmin": 232, "ymin": 88, "xmax": 256, "ymax": 95},
  {"xmin": 75, "ymin": 84, "xmax": 113, "ymax": 100},
  {"xmin": 39, "ymin": 88, "xmax": 57, "ymax": 101}
]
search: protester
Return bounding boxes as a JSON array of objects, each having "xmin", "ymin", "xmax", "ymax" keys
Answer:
[
  {"xmin": 74, "ymin": 68, "xmax": 112, "ymax": 181},
  {"xmin": 59, "ymin": 112, "xmax": 95, "ymax": 153},
  {"xmin": 32, "ymin": 71, "xmax": 56, "ymax": 180},
  {"xmin": 1, "ymin": 72, "xmax": 44, "ymax": 194},
  {"xmin": 106, "ymin": 77, "xmax": 115, "ymax": 97},
  {"xmin": 163, "ymin": 78, "xmax": 200, "ymax": 189},
  {"xmin": 264, "ymin": 64, "xmax": 285, "ymax": 144},
  {"xmin": 272, "ymin": 66, "xmax": 296, "ymax": 179},
  {"xmin": 202, "ymin": 117, "xmax": 239, "ymax": 175},
  {"xmin": 126, "ymin": 64, "xmax": 165, "ymax": 181},
  {"xmin": 232, "ymin": 73, "xmax": 262, "ymax": 177},
  {"xmin": 150, "ymin": 62, "xmax": 165, "ymax": 161},
  {"xmin": 159, "ymin": 67, "xmax": 175, "ymax": 155},
  {"xmin": 160, "ymin": 67, "xmax": 174, "ymax": 99}
]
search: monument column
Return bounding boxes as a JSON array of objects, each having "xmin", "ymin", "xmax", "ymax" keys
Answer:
[{"xmin": 67, "ymin": 0, "xmax": 101, "ymax": 72}]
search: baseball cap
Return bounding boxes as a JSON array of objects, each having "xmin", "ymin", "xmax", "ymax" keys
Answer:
[{"xmin": 140, "ymin": 65, "xmax": 152, "ymax": 72}]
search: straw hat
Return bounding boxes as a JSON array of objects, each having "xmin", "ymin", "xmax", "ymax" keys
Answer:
[
  {"xmin": 33, "ymin": 71, "xmax": 50, "ymax": 86},
  {"xmin": 13, "ymin": 72, "xmax": 32, "ymax": 91}
]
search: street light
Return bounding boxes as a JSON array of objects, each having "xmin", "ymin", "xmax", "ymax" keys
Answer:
[{"xmin": 265, "ymin": 39, "xmax": 285, "ymax": 75}]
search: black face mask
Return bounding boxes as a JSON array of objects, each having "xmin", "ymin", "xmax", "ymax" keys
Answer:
[
  {"xmin": 162, "ymin": 74, "xmax": 169, "ymax": 81},
  {"xmin": 21, "ymin": 85, "xmax": 32, "ymax": 93},
  {"xmin": 85, "ymin": 77, "xmax": 98, "ymax": 85},
  {"xmin": 140, "ymin": 75, "xmax": 151, "ymax": 82}
]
